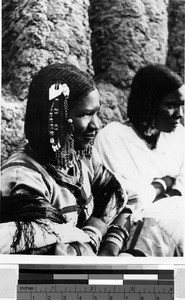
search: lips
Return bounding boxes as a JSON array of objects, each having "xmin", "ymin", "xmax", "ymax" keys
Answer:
[
  {"xmin": 171, "ymin": 121, "xmax": 179, "ymax": 127},
  {"xmin": 169, "ymin": 121, "xmax": 180, "ymax": 131},
  {"xmin": 82, "ymin": 132, "xmax": 97, "ymax": 142},
  {"xmin": 83, "ymin": 134, "xmax": 96, "ymax": 140}
]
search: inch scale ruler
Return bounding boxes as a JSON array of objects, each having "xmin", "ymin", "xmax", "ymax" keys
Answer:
[
  {"xmin": 17, "ymin": 266, "xmax": 174, "ymax": 300},
  {"xmin": 17, "ymin": 283, "xmax": 174, "ymax": 300}
]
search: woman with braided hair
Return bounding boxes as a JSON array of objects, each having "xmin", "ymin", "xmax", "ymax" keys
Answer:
[
  {"xmin": 95, "ymin": 64, "xmax": 185, "ymax": 256},
  {"xmin": 1, "ymin": 63, "xmax": 130, "ymax": 255}
]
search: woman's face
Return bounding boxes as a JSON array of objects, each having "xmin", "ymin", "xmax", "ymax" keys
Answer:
[
  {"xmin": 68, "ymin": 89, "xmax": 101, "ymax": 150},
  {"xmin": 155, "ymin": 85, "xmax": 185, "ymax": 133}
]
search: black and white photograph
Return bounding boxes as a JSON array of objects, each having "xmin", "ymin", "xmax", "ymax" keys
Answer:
[{"xmin": 1, "ymin": 0, "xmax": 184, "ymax": 260}]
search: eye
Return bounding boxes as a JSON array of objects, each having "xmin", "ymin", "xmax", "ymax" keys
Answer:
[
  {"xmin": 164, "ymin": 101, "xmax": 176, "ymax": 109},
  {"xmin": 81, "ymin": 110, "xmax": 99, "ymax": 118},
  {"xmin": 167, "ymin": 104, "xmax": 174, "ymax": 109},
  {"xmin": 81, "ymin": 113, "xmax": 92, "ymax": 118}
]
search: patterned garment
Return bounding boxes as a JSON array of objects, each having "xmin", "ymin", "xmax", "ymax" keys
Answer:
[{"xmin": 0, "ymin": 145, "xmax": 127, "ymax": 254}]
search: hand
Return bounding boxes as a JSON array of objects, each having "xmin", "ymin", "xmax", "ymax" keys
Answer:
[
  {"xmin": 152, "ymin": 176, "xmax": 176, "ymax": 200},
  {"xmin": 55, "ymin": 241, "xmax": 96, "ymax": 256},
  {"xmin": 134, "ymin": 185, "xmax": 157, "ymax": 210},
  {"xmin": 98, "ymin": 241, "xmax": 120, "ymax": 256},
  {"xmin": 162, "ymin": 176, "xmax": 175, "ymax": 191},
  {"xmin": 166, "ymin": 189, "xmax": 181, "ymax": 197},
  {"xmin": 55, "ymin": 223, "xmax": 90, "ymax": 243}
]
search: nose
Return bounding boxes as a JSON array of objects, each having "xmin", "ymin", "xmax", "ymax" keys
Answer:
[
  {"xmin": 174, "ymin": 106, "xmax": 184, "ymax": 119},
  {"xmin": 89, "ymin": 114, "xmax": 100, "ymax": 130}
]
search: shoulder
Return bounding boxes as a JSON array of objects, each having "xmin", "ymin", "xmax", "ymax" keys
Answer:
[
  {"xmin": 82, "ymin": 146, "xmax": 103, "ymax": 170},
  {"xmin": 171, "ymin": 123, "xmax": 184, "ymax": 145},
  {"xmin": 162, "ymin": 123, "xmax": 184, "ymax": 141},
  {"xmin": 1, "ymin": 148, "xmax": 29, "ymax": 169},
  {"xmin": 1, "ymin": 147, "xmax": 54, "ymax": 198},
  {"xmin": 174, "ymin": 123, "xmax": 184, "ymax": 134},
  {"xmin": 1, "ymin": 146, "xmax": 52, "ymax": 187},
  {"xmin": 158, "ymin": 124, "xmax": 184, "ymax": 155},
  {"xmin": 1, "ymin": 147, "xmax": 44, "ymax": 175},
  {"xmin": 81, "ymin": 145, "xmax": 107, "ymax": 178},
  {"xmin": 95, "ymin": 121, "xmax": 131, "ymax": 142},
  {"xmin": 97, "ymin": 121, "xmax": 127, "ymax": 135},
  {"xmin": 91, "ymin": 146, "xmax": 103, "ymax": 165}
]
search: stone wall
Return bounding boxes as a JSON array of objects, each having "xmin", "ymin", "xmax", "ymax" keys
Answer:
[
  {"xmin": 166, "ymin": 0, "xmax": 185, "ymax": 80},
  {"xmin": 1, "ymin": 0, "xmax": 184, "ymax": 164},
  {"xmin": 89, "ymin": 0, "xmax": 169, "ymax": 124},
  {"xmin": 1, "ymin": 0, "xmax": 92, "ymax": 164},
  {"xmin": 2, "ymin": 0, "xmax": 93, "ymax": 100},
  {"xmin": 89, "ymin": 0, "xmax": 168, "ymax": 87}
]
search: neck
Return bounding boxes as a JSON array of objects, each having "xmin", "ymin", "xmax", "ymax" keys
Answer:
[{"xmin": 131, "ymin": 124, "xmax": 160, "ymax": 149}]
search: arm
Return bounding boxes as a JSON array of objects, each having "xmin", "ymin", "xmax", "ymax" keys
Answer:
[
  {"xmin": 94, "ymin": 125, "xmax": 157, "ymax": 208},
  {"xmin": 78, "ymin": 147, "xmax": 128, "ymax": 255},
  {"xmin": 152, "ymin": 175, "xmax": 181, "ymax": 202},
  {"xmin": 173, "ymin": 161, "xmax": 184, "ymax": 195},
  {"xmin": 91, "ymin": 162, "xmax": 128, "ymax": 226},
  {"xmin": 98, "ymin": 208, "xmax": 132, "ymax": 256},
  {"xmin": 95, "ymin": 123, "xmax": 184, "ymax": 208},
  {"xmin": 1, "ymin": 162, "xmax": 89, "ymax": 254},
  {"xmin": 0, "ymin": 220, "xmax": 90, "ymax": 254}
]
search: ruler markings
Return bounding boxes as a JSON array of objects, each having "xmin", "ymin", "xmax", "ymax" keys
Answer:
[{"xmin": 17, "ymin": 269, "xmax": 174, "ymax": 300}]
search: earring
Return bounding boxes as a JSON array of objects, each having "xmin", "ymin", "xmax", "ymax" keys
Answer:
[
  {"xmin": 144, "ymin": 127, "xmax": 159, "ymax": 137},
  {"xmin": 77, "ymin": 142, "xmax": 93, "ymax": 159},
  {"xmin": 142, "ymin": 119, "xmax": 159, "ymax": 137},
  {"xmin": 85, "ymin": 142, "xmax": 93, "ymax": 159},
  {"xmin": 48, "ymin": 99, "xmax": 61, "ymax": 152},
  {"xmin": 59, "ymin": 118, "xmax": 75, "ymax": 168},
  {"xmin": 68, "ymin": 118, "xmax": 74, "ymax": 131}
]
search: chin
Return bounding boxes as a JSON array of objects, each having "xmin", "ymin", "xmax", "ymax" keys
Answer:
[
  {"xmin": 75, "ymin": 142, "xmax": 91, "ymax": 151},
  {"xmin": 161, "ymin": 126, "xmax": 177, "ymax": 133},
  {"xmin": 75, "ymin": 138, "xmax": 94, "ymax": 151}
]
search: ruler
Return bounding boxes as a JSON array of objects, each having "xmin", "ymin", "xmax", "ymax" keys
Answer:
[
  {"xmin": 17, "ymin": 266, "xmax": 174, "ymax": 300},
  {"xmin": 17, "ymin": 284, "xmax": 174, "ymax": 300}
]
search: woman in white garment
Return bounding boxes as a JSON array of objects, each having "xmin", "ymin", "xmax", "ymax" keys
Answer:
[{"xmin": 95, "ymin": 64, "xmax": 185, "ymax": 256}]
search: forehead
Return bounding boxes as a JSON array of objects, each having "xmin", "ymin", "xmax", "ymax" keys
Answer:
[
  {"xmin": 162, "ymin": 85, "xmax": 185, "ymax": 104},
  {"xmin": 71, "ymin": 89, "xmax": 100, "ymax": 111}
]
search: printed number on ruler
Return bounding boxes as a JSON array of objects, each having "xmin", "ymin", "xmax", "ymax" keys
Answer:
[{"xmin": 17, "ymin": 284, "xmax": 174, "ymax": 300}]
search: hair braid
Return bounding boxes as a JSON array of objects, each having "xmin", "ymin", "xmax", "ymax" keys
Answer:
[{"xmin": 25, "ymin": 63, "xmax": 96, "ymax": 162}]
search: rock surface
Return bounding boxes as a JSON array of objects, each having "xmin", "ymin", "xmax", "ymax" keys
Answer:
[
  {"xmin": 166, "ymin": 0, "xmax": 185, "ymax": 81},
  {"xmin": 89, "ymin": 0, "xmax": 168, "ymax": 88},
  {"xmin": 1, "ymin": 0, "xmax": 183, "ymax": 164}
]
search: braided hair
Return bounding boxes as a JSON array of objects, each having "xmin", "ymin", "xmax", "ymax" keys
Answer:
[
  {"xmin": 25, "ymin": 63, "xmax": 96, "ymax": 160},
  {"xmin": 127, "ymin": 64, "xmax": 183, "ymax": 132}
]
